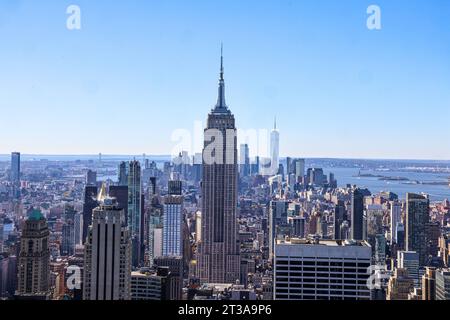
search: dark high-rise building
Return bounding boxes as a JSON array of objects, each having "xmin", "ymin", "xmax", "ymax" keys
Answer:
[
  {"xmin": 148, "ymin": 177, "xmax": 157, "ymax": 196},
  {"xmin": 128, "ymin": 160, "xmax": 143, "ymax": 267},
  {"xmin": 154, "ymin": 256, "xmax": 183, "ymax": 300},
  {"xmin": 118, "ymin": 161, "xmax": 128, "ymax": 186},
  {"xmin": 426, "ymin": 221, "xmax": 441, "ymax": 259},
  {"xmin": 168, "ymin": 180, "xmax": 182, "ymax": 196},
  {"xmin": 109, "ymin": 185, "xmax": 128, "ymax": 218},
  {"xmin": 82, "ymin": 186, "xmax": 98, "ymax": 243},
  {"xmin": 334, "ymin": 200, "xmax": 347, "ymax": 240},
  {"xmin": 291, "ymin": 217, "xmax": 306, "ymax": 238},
  {"xmin": 351, "ymin": 188, "xmax": 365, "ymax": 241},
  {"xmin": 196, "ymin": 49, "xmax": 240, "ymax": 284},
  {"xmin": 86, "ymin": 170, "xmax": 97, "ymax": 186},
  {"xmin": 406, "ymin": 193, "xmax": 430, "ymax": 266},
  {"xmin": 239, "ymin": 144, "xmax": 250, "ymax": 178},
  {"xmin": 16, "ymin": 211, "xmax": 50, "ymax": 299},
  {"xmin": 10, "ymin": 152, "xmax": 20, "ymax": 184}
]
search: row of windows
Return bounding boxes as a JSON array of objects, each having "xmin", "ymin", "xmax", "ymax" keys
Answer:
[
  {"xmin": 276, "ymin": 278, "xmax": 367, "ymax": 284},
  {"xmin": 276, "ymin": 260, "xmax": 370, "ymax": 267},
  {"xmin": 276, "ymin": 273, "xmax": 369, "ymax": 279},
  {"xmin": 276, "ymin": 267, "xmax": 368, "ymax": 273}
]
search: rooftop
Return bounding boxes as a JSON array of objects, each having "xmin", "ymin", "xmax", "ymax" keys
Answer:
[{"xmin": 277, "ymin": 238, "xmax": 371, "ymax": 247}]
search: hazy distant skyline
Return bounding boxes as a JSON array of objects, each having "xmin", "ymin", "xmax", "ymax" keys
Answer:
[{"xmin": 1, "ymin": 0, "xmax": 449, "ymax": 159}]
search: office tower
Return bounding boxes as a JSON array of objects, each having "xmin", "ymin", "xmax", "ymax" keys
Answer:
[
  {"xmin": 290, "ymin": 217, "xmax": 305, "ymax": 238},
  {"xmin": 61, "ymin": 220, "xmax": 75, "ymax": 256},
  {"xmin": 436, "ymin": 269, "xmax": 450, "ymax": 300},
  {"xmin": 269, "ymin": 200, "xmax": 289, "ymax": 259},
  {"xmin": 74, "ymin": 213, "xmax": 83, "ymax": 246},
  {"xmin": 196, "ymin": 49, "xmax": 240, "ymax": 284},
  {"xmin": 273, "ymin": 239, "xmax": 371, "ymax": 300},
  {"xmin": 10, "ymin": 152, "xmax": 20, "ymax": 184},
  {"xmin": 426, "ymin": 221, "xmax": 440, "ymax": 258},
  {"xmin": 16, "ymin": 211, "xmax": 50, "ymax": 299},
  {"xmin": 148, "ymin": 204, "xmax": 163, "ymax": 266},
  {"xmin": 131, "ymin": 267, "xmax": 172, "ymax": 300},
  {"xmin": 334, "ymin": 200, "xmax": 347, "ymax": 240},
  {"xmin": 192, "ymin": 154, "xmax": 203, "ymax": 183},
  {"xmin": 286, "ymin": 157, "xmax": 293, "ymax": 175},
  {"xmin": 128, "ymin": 160, "xmax": 143, "ymax": 267},
  {"xmin": 109, "ymin": 185, "xmax": 128, "ymax": 217},
  {"xmin": 154, "ymin": 256, "xmax": 183, "ymax": 300},
  {"xmin": 292, "ymin": 159, "xmax": 305, "ymax": 182},
  {"xmin": 396, "ymin": 223, "xmax": 406, "ymax": 250},
  {"xmin": 251, "ymin": 156, "xmax": 260, "ymax": 176},
  {"xmin": 0, "ymin": 254, "xmax": 17, "ymax": 298},
  {"xmin": 397, "ymin": 251, "xmax": 420, "ymax": 287},
  {"xmin": 390, "ymin": 201, "xmax": 402, "ymax": 243},
  {"xmin": 386, "ymin": 268, "xmax": 414, "ymax": 300},
  {"xmin": 422, "ymin": 267, "xmax": 436, "ymax": 300},
  {"xmin": 366, "ymin": 204, "xmax": 384, "ymax": 247},
  {"xmin": 439, "ymin": 235, "xmax": 450, "ymax": 267},
  {"xmin": 118, "ymin": 161, "xmax": 128, "ymax": 186},
  {"xmin": 86, "ymin": 170, "xmax": 97, "ymax": 186},
  {"xmin": 162, "ymin": 182, "xmax": 184, "ymax": 257},
  {"xmin": 239, "ymin": 144, "xmax": 250, "ymax": 177},
  {"xmin": 270, "ymin": 118, "xmax": 280, "ymax": 175},
  {"xmin": 82, "ymin": 185, "xmax": 98, "ymax": 243},
  {"xmin": 375, "ymin": 234, "xmax": 386, "ymax": 265},
  {"xmin": 406, "ymin": 193, "xmax": 430, "ymax": 266},
  {"xmin": 328, "ymin": 172, "xmax": 337, "ymax": 188},
  {"xmin": 83, "ymin": 197, "xmax": 131, "ymax": 300},
  {"xmin": 351, "ymin": 188, "xmax": 365, "ymax": 241},
  {"xmin": 340, "ymin": 221, "xmax": 350, "ymax": 240},
  {"xmin": 168, "ymin": 180, "xmax": 182, "ymax": 196},
  {"xmin": 306, "ymin": 168, "xmax": 327, "ymax": 186},
  {"xmin": 148, "ymin": 177, "xmax": 157, "ymax": 197}
]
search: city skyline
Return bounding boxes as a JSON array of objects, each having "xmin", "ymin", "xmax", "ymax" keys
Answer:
[{"xmin": 1, "ymin": 0, "xmax": 449, "ymax": 159}]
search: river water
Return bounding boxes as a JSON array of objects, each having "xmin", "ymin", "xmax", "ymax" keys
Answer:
[{"xmin": 322, "ymin": 167, "xmax": 450, "ymax": 201}]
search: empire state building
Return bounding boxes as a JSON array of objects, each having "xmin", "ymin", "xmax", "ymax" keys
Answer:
[{"xmin": 197, "ymin": 49, "xmax": 241, "ymax": 284}]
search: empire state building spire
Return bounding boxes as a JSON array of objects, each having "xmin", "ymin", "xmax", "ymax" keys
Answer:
[{"xmin": 214, "ymin": 44, "xmax": 229, "ymax": 113}]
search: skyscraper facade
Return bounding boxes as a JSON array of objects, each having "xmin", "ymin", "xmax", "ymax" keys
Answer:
[
  {"xmin": 274, "ymin": 239, "xmax": 371, "ymax": 300},
  {"xmin": 390, "ymin": 201, "xmax": 402, "ymax": 244},
  {"xmin": 86, "ymin": 170, "xmax": 97, "ymax": 186},
  {"xmin": 239, "ymin": 144, "xmax": 250, "ymax": 178},
  {"xmin": 16, "ymin": 211, "xmax": 50, "ymax": 299},
  {"xmin": 351, "ymin": 188, "xmax": 365, "ymax": 241},
  {"xmin": 197, "ymin": 50, "xmax": 240, "ymax": 284},
  {"xmin": 82, "ymin": 185, "xmax": 98, "ymax": 243},
  {"xmin": 83, "ymin": 198, "xmax": 131, "ymax": 300},
  {"xmin": 118, "ymin": 161, "xmax": 128, "ymax": 186},
  {"xmin": 270, "ymin": 118, "xmax": 279, "ymax": 176},
  {"xmin": 405, "ymin": 193, "xmax": 430, "ymax": 266},
  {"xmin": 162, "ymin": 181, "xmax": 184, "ymax": 257},
  {"xmin": 128, "ymin": 160, "xmax": 143, "ymax": 267},
  {"xmin": 10, "ymin": 152, "xmax": 20, "ymax": 184}
]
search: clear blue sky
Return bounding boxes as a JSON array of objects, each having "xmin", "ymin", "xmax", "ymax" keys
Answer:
[{"xmin": 0, "ymin": 0, "xmax": 449, "ymax": 159}]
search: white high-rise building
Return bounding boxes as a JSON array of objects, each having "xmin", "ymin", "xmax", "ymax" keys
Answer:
[
  {"xmin": 390, "ymin": 201, "xmax": 402, "ymax": 243},
  {"xmin": 270, "ymin": 118, "xmax": 280, "ymax": 176},
  {"xmin": 74, "ymin": 213, "xmax": 83, "ymax": 246},
  {"xmin": 162, "ymin": 195, "xmax": 183, "ymax": 257},
  {"xmin": 83, "ymin": 198, "xmax": 131, "ymax": 300},
  {"xmin": 274, "ymin": 238, "xmax": 372, "ymax": 300}
]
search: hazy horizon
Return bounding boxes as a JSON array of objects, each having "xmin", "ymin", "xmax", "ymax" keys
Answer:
[{"xmin": 1, "ymin": 0, "xmax": 449, "ymax": 158}]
